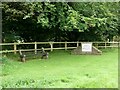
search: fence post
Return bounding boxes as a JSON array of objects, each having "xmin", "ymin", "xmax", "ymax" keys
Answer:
[
  {"xmin": 77, "ymin": 41, "xmax": 79, "ymax": 47},
  {"xmin": 96, "ymin": 43, "xmax": 98, "ymax": 48},
  {"xmin": 50, "ymin": 42, "xmax": 53, "ymax": 51},
  {"xmin": 14, "ymin": 42, "xmax": 17, "ymax": 54},
  {"xmin": 105, "ymin": 42, "xmax": 106, "ymax": 49},
  {"xmin": 94, "ymin": 42, "xmax": 98, "ymax": 48},
  {"xmin": 65, "ymin": 42, "xmax": 67, "ymax": 50},
  {"xmin": 35, "ymin": 42, "xmax": 37, "ymax": 54}
]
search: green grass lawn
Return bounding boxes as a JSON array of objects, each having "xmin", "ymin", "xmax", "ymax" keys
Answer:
[{"xmin": 1, "ymin": 48, "xmax": 118, "ymax": 88}]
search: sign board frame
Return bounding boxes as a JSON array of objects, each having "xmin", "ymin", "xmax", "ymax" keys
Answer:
[{"xmin": 82, "ymin": 42, "xmax": 92, "ymax": 52}]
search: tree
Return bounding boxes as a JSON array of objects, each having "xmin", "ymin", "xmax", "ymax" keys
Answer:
[
  {"xmin": 69, "ymin": 2, "xmax": 119, "ymax": 41},
  {"xmin": 2, "ymin": 2, "xmax": 119, "ymax": 42}
]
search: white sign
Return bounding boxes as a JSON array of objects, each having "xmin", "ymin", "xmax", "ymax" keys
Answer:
[{"xmin": 82, "ymin": 43, "xmax": 92, "ymax": 52}]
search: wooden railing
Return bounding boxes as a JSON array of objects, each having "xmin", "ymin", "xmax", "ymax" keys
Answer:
[{"xmin": 0, "ymin": 41, "xmax": 119, "ymax": 54}]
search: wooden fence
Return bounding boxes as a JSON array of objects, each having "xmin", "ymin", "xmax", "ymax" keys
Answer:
[{"xmin": 0, "ymin": 41, "xmax": 119, "ymax": 54}]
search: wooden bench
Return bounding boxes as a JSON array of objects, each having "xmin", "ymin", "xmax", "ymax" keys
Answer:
[{"xmin": 19, "ymin": 47, "xmax": 49, "ymax": 62}]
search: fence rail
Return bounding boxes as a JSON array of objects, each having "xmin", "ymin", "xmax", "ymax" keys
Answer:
[{"xmin": 0, "ymin": 42, "xmax": 119, "ymax": 54}]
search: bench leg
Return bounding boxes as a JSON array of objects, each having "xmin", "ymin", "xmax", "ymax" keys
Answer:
[{"xmin": 21, "ymin": 57, "xmax": 26, "ymax": 62}]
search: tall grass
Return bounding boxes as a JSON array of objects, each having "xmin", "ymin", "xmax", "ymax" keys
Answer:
[{"xmin": 1, "ymin": 48, "xmax": 118, "ymax": 88}]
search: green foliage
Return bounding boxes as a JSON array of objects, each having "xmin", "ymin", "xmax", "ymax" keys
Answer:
[
  {"xmin": 69, "ymin": 2, "xmax": 119, "ymax": 41},
  {"xmin": 2, "ymin": 2, "xmax": 119, "ymax": 42}
]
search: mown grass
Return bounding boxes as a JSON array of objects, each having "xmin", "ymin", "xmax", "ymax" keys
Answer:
[{"xmin": 1, "ymin": 48, "xmax": 118, "ymax": 88}]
